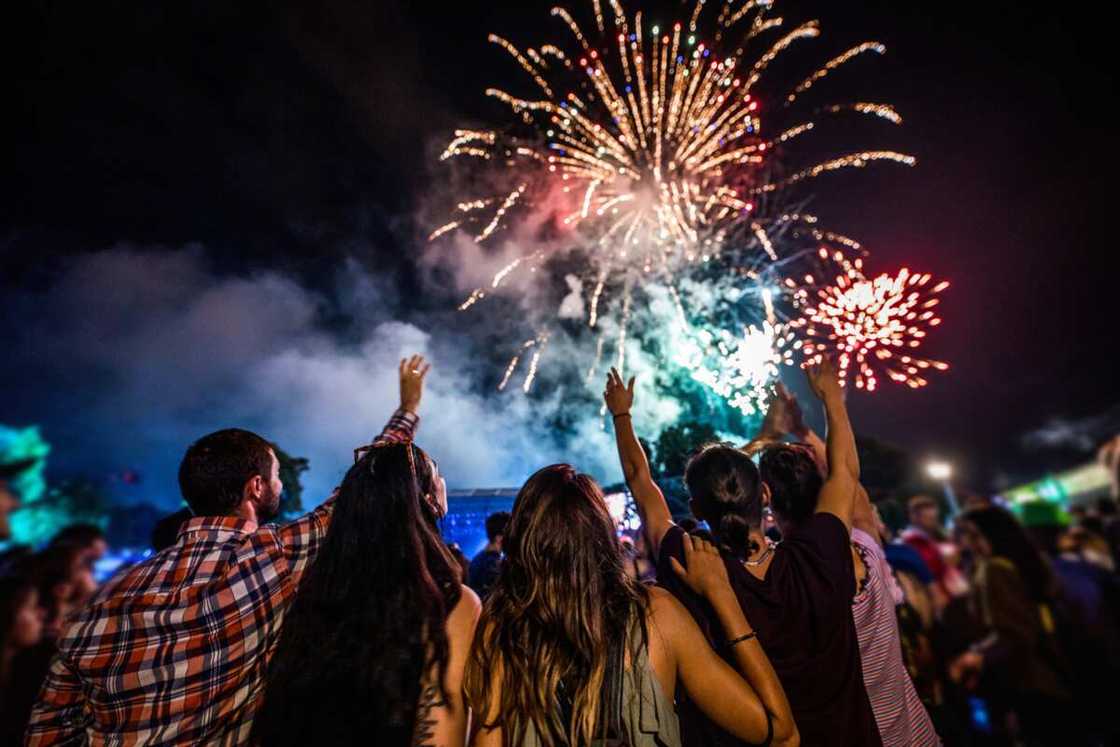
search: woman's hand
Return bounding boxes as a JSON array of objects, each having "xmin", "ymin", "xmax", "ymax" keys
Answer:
[
  {"xmin": 804, "ymin": 356, "xmax": 843, "ymax": 403},
  {"xmin": 399, "ymin": 354, "xmax": 431, "ymax": 413},
  {"xmin": 603, "ymin": 367, "xmax": 635, "ymax": 417},
  {"xmin": 671, "ymin": 534, "xmax": 733, "ymax": 600}
]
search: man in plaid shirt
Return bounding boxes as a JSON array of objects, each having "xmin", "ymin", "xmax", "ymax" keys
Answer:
[{"xmin": 26, "ymin": 356, "xmax": 433, "ymax": 745}]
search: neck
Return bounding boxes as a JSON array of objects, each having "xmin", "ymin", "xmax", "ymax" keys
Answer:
[
  {"xmin": 485, "ymin": 541, "xmax": 501, "ymax": 553},
  {"xmin": 233, "ymin": 502, "xmax": 260, "ymax": 531},
  {"xmin": 746, "ymin": 527, "xmax": 771, "ymax": 559}
]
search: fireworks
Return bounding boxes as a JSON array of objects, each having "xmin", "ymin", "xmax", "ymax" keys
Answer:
[
  {"xmin": 672, "ymin": 320, "xmax": 798, "ymax": 416},
  {"xmin": 792, "ymin": 250, "xmax": 949, "ymax": 391},
  {"xmin": 432, "ymin": 0, "xmax": 939, "ymax": 404}
]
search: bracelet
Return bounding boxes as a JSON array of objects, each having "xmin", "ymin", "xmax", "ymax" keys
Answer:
[
  {"xmin": 726, "ymin": 630, "xmax": 758, "ymax": 648},
  {"xmin": 612, "ymin": 412, "xmax": 632, "ymax": 419}
]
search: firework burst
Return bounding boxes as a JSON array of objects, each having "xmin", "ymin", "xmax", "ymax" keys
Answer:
[
  {"xmin": 433, "ymin": 0, "xmax": 920, "ymax": 403},
  {"xmin": 792, "ymin": 249, "xmax": 949, "ymax": 391}
]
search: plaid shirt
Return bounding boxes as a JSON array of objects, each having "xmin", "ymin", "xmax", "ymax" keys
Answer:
[{"xmin": 25, "ymin": 410, "xmax": 419, "ymax": 746}]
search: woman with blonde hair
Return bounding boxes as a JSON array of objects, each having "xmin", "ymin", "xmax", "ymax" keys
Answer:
[{"xmin": 466, "ymin": 464, "xmax": 797, "ymax": 747}]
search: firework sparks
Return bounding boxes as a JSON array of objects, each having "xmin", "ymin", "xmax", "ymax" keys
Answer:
[
  {"xmin": 433, "ymin": 0, "xmax": 919, "ymax": 399},
  {"xmin": 673, "ymin": 320, "xmax": 798, "ymax": 417},
  {"xmin": 792, "ymin": 251, "xmax": 949, "ymax": 391}
]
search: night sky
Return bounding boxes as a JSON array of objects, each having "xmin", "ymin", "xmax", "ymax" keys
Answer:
[{"xmin": 3, "ymin": 0, "xmax": 1117, "ymax": 493}]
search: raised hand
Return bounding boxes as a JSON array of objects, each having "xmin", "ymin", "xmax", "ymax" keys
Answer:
[
  {"xmin": 759, "ymin": 383, "xmax": 806, "ymax": 439},
  {"xmin": 603, "ymin": 367, "xmax": 636, "ymax": 417},
  {"xmin": 805, "ymin": 356, "xmax": 843, "ymax": 403},
  {"xmin": 670, "ymin": 534, "xmax": 733, "ymax": 600},
  {"xmin": 399, "ymin": 354, "xmax": 431, "ymax": 413}
]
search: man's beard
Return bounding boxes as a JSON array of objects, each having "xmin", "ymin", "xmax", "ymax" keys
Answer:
[{"xmin": 258, "ymin": 489, "xmax": 282, "ymax": 523}]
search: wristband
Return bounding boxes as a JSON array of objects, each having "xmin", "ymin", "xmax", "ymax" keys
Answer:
[
  {"xmin": 726, "ymin": 630, "xmax": 758, "ymax": 648},
  {"xmin": 612, "ymin": 412, "xmax": 632, "ymax": 419}
]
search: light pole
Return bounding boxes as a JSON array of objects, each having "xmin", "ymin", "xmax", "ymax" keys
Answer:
[{"xmin": 926, "ymin": 460, "xmax": 959, "ymax": 521}]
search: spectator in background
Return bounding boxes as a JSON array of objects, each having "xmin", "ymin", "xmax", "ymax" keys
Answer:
[
  {"xmin": 469, "ymin": 510, "xmax": 510, "ymax": 600},
  {"xmin": 32, "ymin": 541, "xmax": 99, "ymax": 640},
  {"xmin": 150, "ymin": 507, "xmax": 194, "ymax": 552},
  {"xmin": 0, "ymin": 458, "xmax": 36, "ymax": 542},
  {"xmin": 0, "ymin": 565, "xmax": 47, "ymax": 744},
  {"xmin": 27, "ymin": 355, "xmax": 431, "ymax": 745},
  {"xmin": 48, "ymin": 523, "xmax": 108, "ymax": 573},
  {"xmin": 902, "ymin": 496, "xmax": 968, "ymax": 605},
  {"xmin": 949, "ymin": 506, "xmax": 1076, "ymax": 746}
]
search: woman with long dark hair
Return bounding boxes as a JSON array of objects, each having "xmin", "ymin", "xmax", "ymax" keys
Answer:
[
  {"xmin": 466, "ymin": 464, "xmax": 797, "ymax": 747},
  {"xmin": 949, "ymin": 506, "xmax": 1076, "ymax": 745},
  {"xmin": 252, "ymin": 440, "xmax": 480, "ymax": 746}
]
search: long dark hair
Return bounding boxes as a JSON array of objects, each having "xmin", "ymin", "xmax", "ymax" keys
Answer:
[
  {"xmin": 963, "ymin": 506, "xmax": 1056, "ymax": 604},
  {"xmin": 465, "ymin": 464, "xmax": 648, "ymax": 746},
  {"xmin": 252, "ymin": 443, "xmax": 461, "ymax": 746},
  {"xmin": 684, "ymin": 444, "xmax": 764, "ymax": 558}
]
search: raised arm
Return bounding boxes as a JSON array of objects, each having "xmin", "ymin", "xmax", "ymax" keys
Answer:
[
  {"xmin": 670, "ymin": 536, "xmax": 799, "ymax": 747},
  {"xmin": 604, "ymin": 368, "xmax": 673, "ymax": 555},
  {"xmin": 276, "ymin": 355, "xmax": 429, "ymax": 559},
  {"xmin": 805, "ymin": 359, "xmax": 859, "ymax": 531}
]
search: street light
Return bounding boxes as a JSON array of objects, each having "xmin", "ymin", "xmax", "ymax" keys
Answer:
[
  {"xmin": 925, "ymin": 460, "xmax": 958, "ymax": 521},
  {"xmin": 926, "ymin": 461, "xmax": 953, "ymax": 481}
]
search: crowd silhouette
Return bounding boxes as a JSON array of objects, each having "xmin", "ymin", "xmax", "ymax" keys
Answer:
[{"xmin": 2, "ymin": 355, "xmax": 1118, "ymax": 746}]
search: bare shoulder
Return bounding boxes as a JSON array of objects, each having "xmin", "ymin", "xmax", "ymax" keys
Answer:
[
  {"xmin": 448, "ymin": 585, "xmax": 482, "ymax": 637},
  {"xmin": 647, "ymin": 586, "xmax": 692, "ymax": 636}
]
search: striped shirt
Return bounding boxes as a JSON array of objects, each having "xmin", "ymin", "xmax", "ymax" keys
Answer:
[
  {"xmin": 851, "ymin": 528, "xmax": 940, "ymax": 747},
  {"xmin": 25, "ymin": 409, "xmax": 418, "ymax": 746}
]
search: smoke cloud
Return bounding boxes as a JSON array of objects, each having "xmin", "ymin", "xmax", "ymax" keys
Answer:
[{"xmin": 0, "ymin": 244, "xmax": 633, "ymax": 510}]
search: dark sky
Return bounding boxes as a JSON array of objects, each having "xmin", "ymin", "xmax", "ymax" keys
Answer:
[{"xmin": 3, "ymin": 0, "xmax": 1116, "ymax": 490}]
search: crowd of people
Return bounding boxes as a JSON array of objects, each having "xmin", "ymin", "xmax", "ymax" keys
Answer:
[{"xmin": 1, "ymin": 354, "xmax": 1118, "ymax": 746}]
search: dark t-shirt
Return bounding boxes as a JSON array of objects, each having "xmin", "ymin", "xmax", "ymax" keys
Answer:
[
  {"xmin": 468, "ymin": 549, "xmax": 502, "ymax": 600},
  {"xmin": 657, "ymin": 515, "xmax": 882, "ymax": 747}
]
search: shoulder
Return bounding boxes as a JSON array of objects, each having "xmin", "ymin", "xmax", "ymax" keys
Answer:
[
  {"xmin": 850, "ymin": 527, "xmax": 884, "ymax": 559},
  {"xmin": 448, "ymin": 585, "xmax": 481, "ymax": 634},
  {"xmin": 785, "ymin": 512, "xmax": 849, "ymax": 550},
  {"xmin": 647, "ymin": 585, "xmax": 692, "ymax": 634}
]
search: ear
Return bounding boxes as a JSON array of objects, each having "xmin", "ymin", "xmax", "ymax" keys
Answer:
[
  {"xmin": 244, "ymin": 474, "xmax": 265, "ymax": 502},
  {"xmin": 760, "ymin": 482, "xmax": 772, "ymax": 508}
]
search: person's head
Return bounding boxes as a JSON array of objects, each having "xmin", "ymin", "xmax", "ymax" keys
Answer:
[
  {"xmin": 49, "ymin": 523, "xmax": 108, "ymax": 573},
  {"xmin": 149, "ymin": 508, "xmax": 194, "ymax": 552},
  {"xmin": 466, "ymin": 464, "xmax": 648, "ymax": 745},
  {"xmin": 485, "ymin": 510, "xmax": 511, "ymax": 548},
  {"xmin": 684, "ymin": 443, "xmax": 767, "ymax": 558},
  {"xmin": 177, "ymin": 428, "xmax": 282, "ymax": 522},
  {"xmin": 759, "ymin": 443, "xmax": 824, "ymax": 535},
  {"xmin": 908, "ymin": 495, "xmax": 942, "ymax": 534},
  {"xmin": 32, "ymin": 543, "xmax": 98, "ymax": 637},
  {"xmin": 0, "ymin": 479, "xmax": 17, "ymax": 542},
  {"xmin": 0, "ymin": 572, "xmax": 44, "ymax": 666},
  {"xmin": 0, "ymin": 458, "xmax": 35, "ymax": 541},
  {"xmin": 253, "ymin": 441, "xmax": 460, "ymax": 746},
  {"xmin": 956, "ymin": 506, "xmax": 1055, "ymax": 603}
]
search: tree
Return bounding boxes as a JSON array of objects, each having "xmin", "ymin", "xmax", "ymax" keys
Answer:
[
  {"xmin": 654, "ymin": 421, "xmax": 720, "ymax": 478},
  {"xmin": 274, "ymin": 446, "xmax": 310, "ymax": 518}
]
